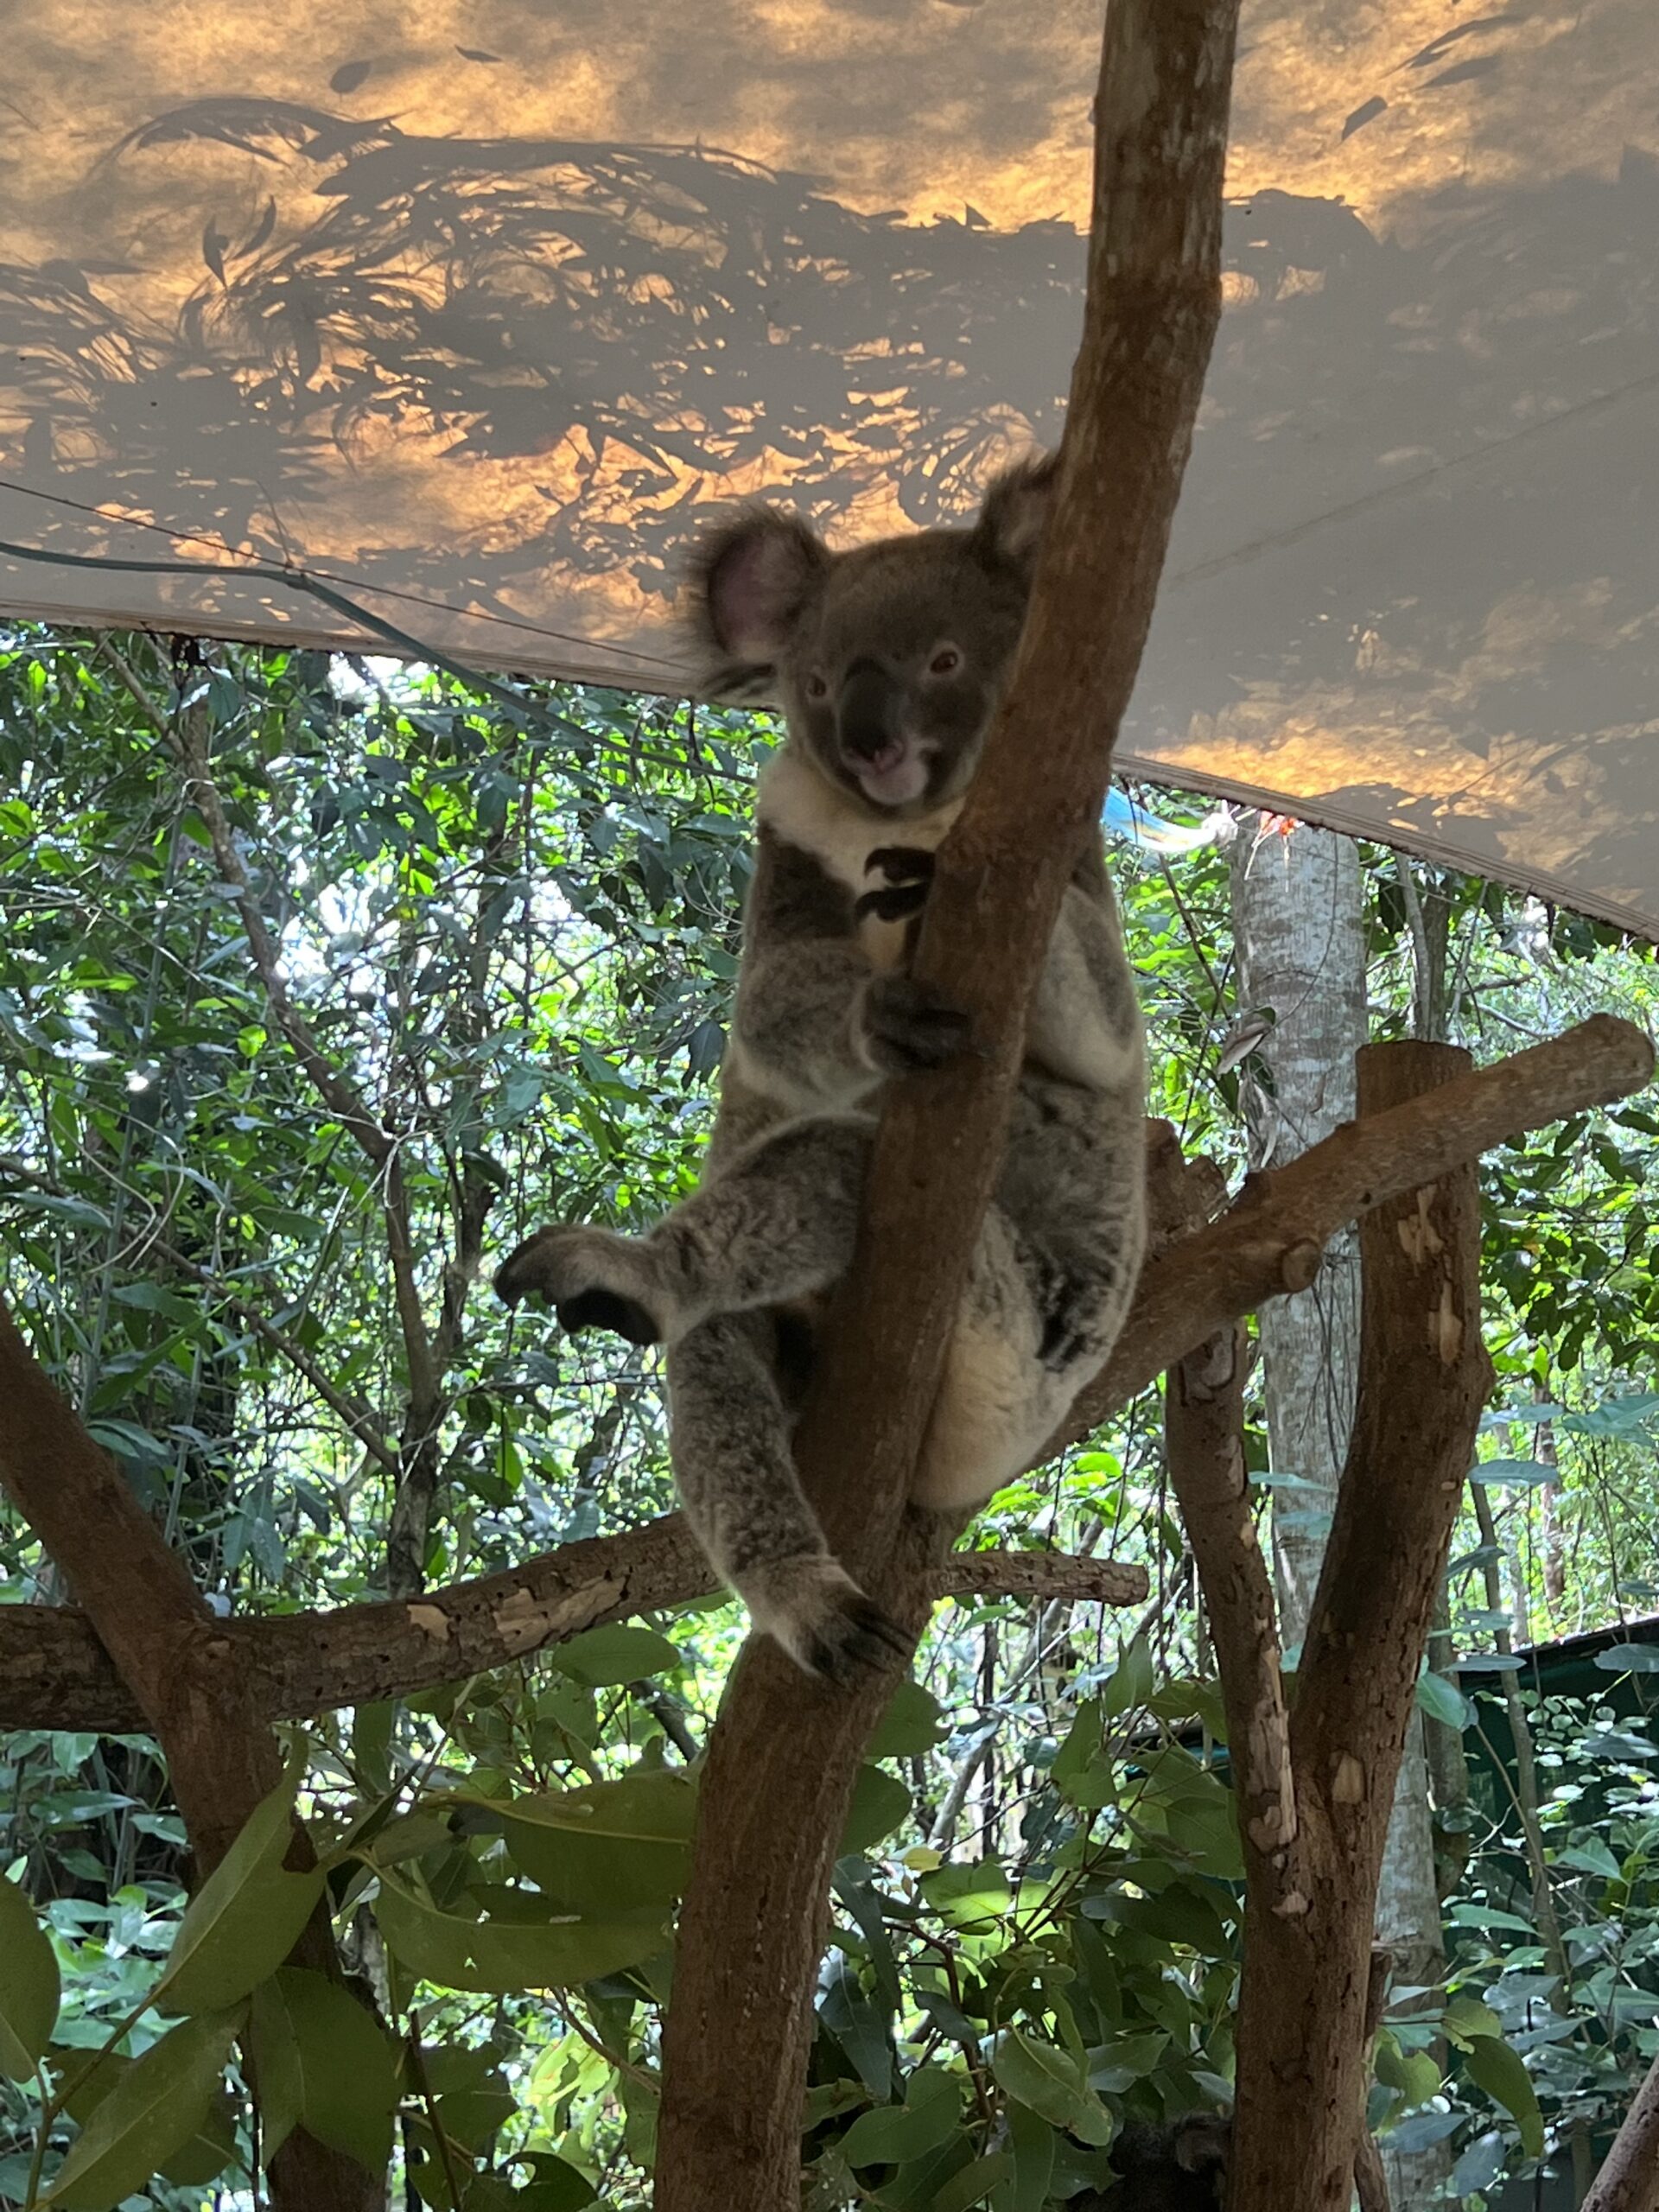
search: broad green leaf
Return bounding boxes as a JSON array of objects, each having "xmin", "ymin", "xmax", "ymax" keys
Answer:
[
  {"xmin": 1592, "ymin": 1643, "xmax": 1659, "ymax": 1675},
  {"xmin": 156, "ymin": 1740, "xmax": 322, "ymax": 2015},
  {"xmin": 1464, "ymin": 2032, "xmax": 1544, "ymax": 2158},
  {"xmin": 918, "ymin": 1859, "xmax": 1010, "ymax": 1930},
  {"xmin": 1052, "ymin": 1700, "xmax": 1112, "ymax": 1809},
  {"xmin": 929, "ymin": 2152, "xmax": 1013, "ymax": 2212},
  {"xmin": 838, "ymin": 2066, "xmax": 959, "ymax": 2167},
  {"xmin": 1555, "ymin": 1836, "xmax": 1622, "ymax": 1879},
  {"xmin": 43, "ymin": 2009, "xmax": 241, "ymax": 2209},
  {"xmin": 0, "ymin": 1874, "xmax": 60, "ymax": 2078},
  {"xmin": 499, "ymin": 1770, "xmax": 697, "ymax": 1910},
  {"xmin": 1415, "ymin": 1671, "xmax": 1473, "ymax": 1730},
  {"xmin": 1099, "ymin": 1636, "xmax": 1154, "ymax": 1719},
  {"xmin": 59, "ymin": 2045, "xmax": 239, "ymax": 2186},
  {"xmin": 374, "ymin": 1875, "xmax": 668, "ymax": 1993},
  {"xmin": 549, "ymin": 1624, "xmax": 682, "ymax": 1686},
  {"xmin": 250, "ymin": 1967, "xmax": 399, "ymax": 2172},
  {"xmin": 841, "ymin": 1765, "xmax": 911, "ymax": 1856},
  {"xmin": 990, "ymin": 2031, "xmax": 1111, "ymax": 2144},
  {"xmin": 1443, "ymin": 1995, "xmax": 1503, "ymax": 2046},
  {"xmin": 1470, "ymin": 1458, "xmax": 1555, "ymax": 1488},
  {"xmin": 1008, "ymin": 2096, "xmax": 1057, "ymax": 2212},
  {"xmin": 868, "ymin": 1680, "xmax": 946, "ymax": 1761}
]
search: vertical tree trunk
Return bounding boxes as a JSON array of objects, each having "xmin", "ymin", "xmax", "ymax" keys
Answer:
[{"xmin": 1232, "ymin": 819, "xmax": 1451, "ymax": 2209}]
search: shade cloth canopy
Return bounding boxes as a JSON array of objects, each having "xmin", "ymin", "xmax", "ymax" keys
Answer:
[{"xmin": 3, "ymin": 0, "xmax": 1657, "ymax": 932}]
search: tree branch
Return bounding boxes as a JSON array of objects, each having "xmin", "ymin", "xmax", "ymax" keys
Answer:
[
  {"xmin": 1583, "ymin": 2053, "xmax": 1659, "ymax": 2212},
  {"xmin": 1058, "ymin": 1014, "xmax": 1651, "ymax": 1450},
  {"xmin": 657, "ymin": 7, "xmax": 1244, "ymax": 2208},
  {"xmin": 0, "ymin": 1514, "xmax": 1149, "ymax": 1732},
  {"xmin": 1227, "ymin": 1041, "xmax": 1492, "ymax": 2212},
  {"xmin": 0, "ymin": 1300, "xmax": 380, "ymax": 2211}
]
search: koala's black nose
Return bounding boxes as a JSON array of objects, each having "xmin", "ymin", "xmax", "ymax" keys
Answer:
[{"xmin": 837, "ymin": 659, "xmax": 898, "ymax": 760}]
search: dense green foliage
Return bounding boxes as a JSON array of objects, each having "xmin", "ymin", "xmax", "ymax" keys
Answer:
[{"xmin": 1, "ymin": 632, "xmax": 1656, "ymax": 2209}]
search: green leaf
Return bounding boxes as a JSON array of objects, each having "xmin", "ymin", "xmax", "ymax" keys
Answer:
[
  {"xmin": 928, "ymin": 2152, "xmax": 1013, "ymax": 2212},
  {"xmin": 1555, "ymin": 1836, "xmax": 1621, "ymax": 1880},
  {"xmin": 1592, "ymin": 1643, "xmax": 1659, "ymax": 1675},
  {"xmin": 156, "ymin": 1740, "xmax": 322, "ymax": 2014},
  {"xmin": 918, "ymin": 1859, "xmax": 1010, "ymax": 1930},
  {"xmin": 1052, "ymin": 1699, "xmax": 1112, "ymax": 1808},
  {"xmin": 1008, "ymin": 2096, "xmax": 1057, "ymax": 2212},
  {"xmin": 1464, "ymin": 2033, "xmax": 1544, "ymax": 2158},
  {"xmin": 250, "ymin": 1967, "xmax": 400, "ymax": 2172},
  {"xmin": 1470, "ymin": 1459, "xmax": 1556, "ymax": 1488},
  {"xmin": 57, "ymin": 2045, "xmax": 239, "ymax": 2188},
  {"xmin": 550, "ymin": 1624, "xmax": 683, "ymax": 1687},
  {"xmin": 498, "ymin": 1770, "xmax": 697, "ymax": 1910},
  {"xmin": 0, "ymin": 1874, "xmax": 60, "ymax": 2078},
  {"xmin": 1099, "ymin": 1636, "xmax": 1154, "ymax": 1719},
  {"xmin": 373, "ymin": 1876, "xmax": 668, "ymax": 1993},
  {"xmin": 841, "ymin": 1765, "xmax": 912, "ymax": 1855},
  {"xmin": 1415, "ymin": 1670, "xmax": 1473, "ymax": 1730},
  {"xmin": 990, "ymin": 2031, "xmax": 1110, "ymax": 2144},
  {"xmin": 838, "ymin": 2067, "xmax": 960, "ymax": 2168},
  {"xmin": 868, "ymin": 1679, "xmax": 946, "ymax": 1761},
  {"xmin": 43, "ymin": 2010, "xmax": 242, "ymax": 2209},
  {"xmin": 1443, "ymin": 1995, "xmax": 1503, "ymax": 2046}
]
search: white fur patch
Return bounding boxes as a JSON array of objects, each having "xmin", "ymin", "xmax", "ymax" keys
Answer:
[{"xmin": 757, "ymin": 744, "xmax": 962, "ymax": 896}]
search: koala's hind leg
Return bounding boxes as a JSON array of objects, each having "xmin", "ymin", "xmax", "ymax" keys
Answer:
[
  {"xmin": 494, "ymin": 1114, "xmax": 871, "ymax": 1345},
  {"xmin": 667, "ymin": 1309, "xmax": 911, "ymax": 1683}
]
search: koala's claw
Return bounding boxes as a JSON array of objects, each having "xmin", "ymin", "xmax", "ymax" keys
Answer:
[
  {"xmin": 864, "ymin": 844, "xmax": 937, "ymax": 886},
  {"xmin": 494, "ymin": 1226, "xmax": 664, "ymax": 1345},
  {"xmin": 861, "ymin": 974, "xmax": 971, "ymax": 1074},
  {"xmin": 855, "ymin": 880, "xmax": 929, "ymax": 925},
  {"xmin": 799, "ymin": 1590, "xmax": 913, "ymax": 1687}
]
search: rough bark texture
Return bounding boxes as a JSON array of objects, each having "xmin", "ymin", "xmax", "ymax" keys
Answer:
[
  {"xmin": 0, "ymin": 1534, "xmax": 1145, "ymax": 1731},
  {"xmin": 0, "ymin": 1305, "xmax": 381, "ymax": 2212},
  {"xmin": 1224, "ymin": 1042, "xmax": 1493, "ymax": 2212},
  {"xmin": 1232, "ymin": 817, "xmax": 1447, "ymax": 2210},
  {"xmin": 1230, "ymin": 818, "xmax": 1364, "ymax": 1637},
  {"xmin": 1584, "ymin": 2054, "xmax": 1659, "ymax": 2212},
  {"xmin": 656, "ymin": 5, "xmax": 1244, "ymax": 2205}
]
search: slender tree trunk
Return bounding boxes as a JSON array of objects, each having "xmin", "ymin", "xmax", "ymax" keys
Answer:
[{"xmin": 1232, "ymin": 819, "xmax": 1450, "ymax": 2209}]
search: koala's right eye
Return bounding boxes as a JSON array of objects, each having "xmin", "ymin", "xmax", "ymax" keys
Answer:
[{"xmin": 804, "ymin": 672, "xmax": 830, "ymax": 700}]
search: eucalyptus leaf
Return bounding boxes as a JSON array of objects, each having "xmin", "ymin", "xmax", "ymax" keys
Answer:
[{"xmin": 0, "ymin": 1875, "xmax": 60, "ymax": 2078}]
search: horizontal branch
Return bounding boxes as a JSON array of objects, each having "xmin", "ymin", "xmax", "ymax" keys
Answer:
[
  {"xmin": 0, "ymin": 1525, "xmax": 1147, "ymax": 1732},
  {"xmin": 1052, "ymin": 1014, "xmax": 1652, "ymax": 1453}
]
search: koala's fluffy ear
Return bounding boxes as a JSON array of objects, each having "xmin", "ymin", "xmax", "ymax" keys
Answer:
[
  {"xmin": 1172, "ymin": 2115, "xmax": 1232, "ymax": 2176},
  {"xmin": 972, "ymin": 450, "xmax": 1060, "ymax": 579},
  {"xmin": 685, "ymin": 509, "xmax": 830, "ymax": 696}
]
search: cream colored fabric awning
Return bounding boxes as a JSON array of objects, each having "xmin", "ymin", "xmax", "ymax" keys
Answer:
[{"xmin": 3, "ymin": 1, "xmax": 1656, "ymax": 932}]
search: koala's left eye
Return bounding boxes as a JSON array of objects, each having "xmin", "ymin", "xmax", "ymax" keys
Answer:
[{"xmin": 928, "ymin": 646, "xmax": 962, "ymax": 677}]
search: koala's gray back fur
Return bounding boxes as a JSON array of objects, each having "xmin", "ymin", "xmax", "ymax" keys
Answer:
[{"xmin": 494, "ymin": 455, "xmax": 1147, "ymax": 1681}]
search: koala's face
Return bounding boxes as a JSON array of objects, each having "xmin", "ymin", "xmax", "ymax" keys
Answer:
[{"xmin": 687, "ymin": 456, "xmax": 1056, "ymax": 817}]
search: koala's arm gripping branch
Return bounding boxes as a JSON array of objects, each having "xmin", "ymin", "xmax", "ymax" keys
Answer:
[{"xmin": 654, "ymin": 6, "xmax": 1245, "ymax": 2209}]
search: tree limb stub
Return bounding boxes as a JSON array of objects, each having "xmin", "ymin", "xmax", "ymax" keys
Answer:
[
  {"xmin": 1226, "ymin": 1041, "xmax": 1493, "ymax": 2212},
  {"xmin": 0, "ymin": 1304, "xmax": 382, "ymax": 2211},
  {"xmin": 656, "ymin": 6, "xmax": 1243, "ymax": 2209}
]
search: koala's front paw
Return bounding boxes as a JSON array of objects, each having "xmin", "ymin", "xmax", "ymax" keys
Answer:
[
  {"xmin": 493, "ymin": 1226, "xmax": 663, "ymax": 1344},
  {"xmin": 747, "ymin": 1559, "xmax": 913, "ymax": 1687},
  {"xmin": 859, "ymin": 974, "xmax": 971, "ymax": 1076},
  {"xmin": 855, "ymin": 845, "xmax": 935, "ymax": 925}
]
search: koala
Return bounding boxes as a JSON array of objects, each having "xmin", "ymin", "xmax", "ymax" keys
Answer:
[
  {"xmin": 1084, "ymin": 2116, "xmax": 1232, "ymax": 2212},
  {"xmin": 495, "ymin": 454, "xmax": 1147, "ymax": 1681}
]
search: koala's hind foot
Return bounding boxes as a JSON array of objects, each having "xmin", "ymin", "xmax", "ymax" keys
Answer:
[
  {"xmin": 743, "ymin": 1558, "xmax": 912, "ymax": 1686},
  {"xmin": 493, "ymin": 1225, "xmax": 664, "ymax": 1344}
]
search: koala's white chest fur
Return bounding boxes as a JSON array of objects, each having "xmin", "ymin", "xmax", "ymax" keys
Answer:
[{"xmin": 757, "ymin": 746, "xmax": 962, "ymax": 974}]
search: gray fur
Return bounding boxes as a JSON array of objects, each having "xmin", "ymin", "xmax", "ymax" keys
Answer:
[{"xmin": 496, "ymin": 454, "xmax": 1147, "ymax": 1681}]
